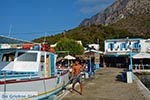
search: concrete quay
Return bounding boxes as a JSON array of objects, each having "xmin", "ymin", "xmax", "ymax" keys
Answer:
[{"xmin": 62, "ymin": 68, "xmax": 147, "ymax": 100}]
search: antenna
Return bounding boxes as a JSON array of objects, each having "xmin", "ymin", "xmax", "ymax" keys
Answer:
[
  {"xmin": 8, "ymin": 24, "xmax": 12, "ymax": 37},
  {"xmin": 43, "ymin": 32, "xmax": 46, "ymax": 43}
]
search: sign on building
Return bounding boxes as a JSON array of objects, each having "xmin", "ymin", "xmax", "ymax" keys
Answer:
[{"xmin": 94, "ymin": 53, "xmax": 100, "ymax": 64}]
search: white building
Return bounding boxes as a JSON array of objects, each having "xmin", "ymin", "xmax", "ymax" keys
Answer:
[
  {"xmin": 104, "ymin": 38, "xmax": 150, "ymax": 68},
  {"xmin": 105, "ymin": 38, "xmax": 143, "ymax": 55},
  {"xmin": 0, "ymin": 44, "xmax": 11, "ymax": 49},
  {"xmin": 0, "ymin": 35, "xmax": 32, "ymax": 49},
  {"xmin": 140, "ymin": 39, "xmax": 150, "ymax": 53},
  {"xmin": 50, "ymin": 40, "xmax": 83, "ymax": 48},
  {"xmin": 88, "ymin": 44, "xmax": 99, "ymax": 50}
]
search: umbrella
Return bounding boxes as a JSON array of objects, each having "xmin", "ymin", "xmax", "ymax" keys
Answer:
[
  {"xmin": 132, "ymin": 52, "xmax": 150, "ymax": 59},
  {"xmin": 64, "ymin": 55, "xmax": 76, "ymax": 60}
]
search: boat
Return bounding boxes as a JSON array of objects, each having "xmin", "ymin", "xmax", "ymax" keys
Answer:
[{"xmin": 0, "ymin": 43, "xmax": 70, "ymax": 100}]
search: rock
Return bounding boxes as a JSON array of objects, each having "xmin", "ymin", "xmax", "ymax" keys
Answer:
[{"xmin": 80, "ymin": 0, "xmax": 150, "ymax": 26}]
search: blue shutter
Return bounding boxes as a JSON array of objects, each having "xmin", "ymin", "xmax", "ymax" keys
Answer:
[
  {"xmin": 112, "ymin": 43, "xmax": 114, "ymax": 49},
  {"xmin": 132, "ymin": 43, "xmax": 135, "ymax": 48},
  {"xmin": 120, "ymin": 44, "xmax": 123, "ymax": 50},
  {"xmin": 108, "ymin": 43, "xmax": 110, "ymax": 48},
  {"xmin": 125, "ymin": 43, "xmax": 127, "ymax": 49},
  {"xmin": 138, "ymin": 44, "xmax": 141, "ymax": 49}
]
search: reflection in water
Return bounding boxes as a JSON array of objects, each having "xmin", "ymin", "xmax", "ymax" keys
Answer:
[{"xmin": 138, "ymin": 75, "xmax": 150, "ymax": 90}]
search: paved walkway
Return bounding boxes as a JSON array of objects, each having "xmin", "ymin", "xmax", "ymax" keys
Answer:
[{"xmin": 62, "ymin": 68, "xmax": 146, "ymax": 100}]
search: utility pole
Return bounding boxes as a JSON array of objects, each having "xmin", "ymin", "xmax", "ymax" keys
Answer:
[{"xmin": 8, "ymin": 24, "xmax": 12, "ymax": 37}]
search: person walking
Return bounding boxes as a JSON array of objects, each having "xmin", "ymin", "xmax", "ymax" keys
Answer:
[{"xmin": 70, "ymin": 59, "xmax": 83, "ymax": 95}]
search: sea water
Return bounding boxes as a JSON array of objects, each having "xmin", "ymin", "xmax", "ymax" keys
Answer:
[{"xmin": 138, "ymin": 75, "xmax": 150, "ymax": 90}]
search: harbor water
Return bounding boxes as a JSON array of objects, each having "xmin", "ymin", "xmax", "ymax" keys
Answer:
[{"xmin": 138, "ymin": 75, "xmax": 150, "ymax": 90}]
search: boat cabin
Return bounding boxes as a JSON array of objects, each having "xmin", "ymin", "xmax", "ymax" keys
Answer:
[{"xmin": 0, "ymin": 48, "xmax": 57, "ymax": 79}]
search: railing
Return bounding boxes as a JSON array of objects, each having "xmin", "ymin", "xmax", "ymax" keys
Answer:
[{"xmin": 0, "ymin": 71, "xmax": 38, "ymax": 81}]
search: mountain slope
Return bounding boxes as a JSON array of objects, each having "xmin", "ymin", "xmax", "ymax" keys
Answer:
[
  {"xmin": 80, "ymin": 0, "xmax": 150, "ymax": 27},
  {"xmin": 110, "ymin": 14, "xmax": 150, "ymax": 34},
  {"xmin": 33, "ymin": 25, "xmax": 150, "ymax": 51}
]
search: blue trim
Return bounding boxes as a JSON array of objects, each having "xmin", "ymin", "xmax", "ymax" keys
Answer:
[
  {"xmin": 105, "ymin": 52, "xmax": 137, "ymax": 57},
  {"xmin": 50, "ymin": 54, "xmax": 55, "ymax": 77}
]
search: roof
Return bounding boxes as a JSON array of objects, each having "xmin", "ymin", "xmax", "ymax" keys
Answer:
[
  {"xmin": 84, "ymin": 49, "xmax": 103, "ymax": 54},
  {"xmin": 0, "ymin": 35, "xmax": 32, "ymax": 44},
  {"xmin": 105, "ymin": 38, "xmax": 144, "ymax": 42}
]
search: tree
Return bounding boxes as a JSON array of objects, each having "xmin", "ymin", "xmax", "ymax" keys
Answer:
[{"xmin": 55, "ymin": 38, "xmax": 84, "ymax": 56}]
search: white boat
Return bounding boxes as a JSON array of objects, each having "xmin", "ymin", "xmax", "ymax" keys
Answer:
[{"xmin": 0, "ymin": 44, "xmax": 70, "ymax": 100}]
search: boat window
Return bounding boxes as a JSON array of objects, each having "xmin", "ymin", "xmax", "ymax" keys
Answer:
[
  {"xmin": 2, "ymin": 52, "xmax": 15, "ymax": 62},
  {"xmin": 40, "ymin": 55, "xmax": 45, "ymax": 62},
  {"xmin": 41, "ymin": 65, "xmax": 44, "ymax": 71},
  {"xmin": 17, "ymin": 52, "xmax": 37, "ymax": 62}
]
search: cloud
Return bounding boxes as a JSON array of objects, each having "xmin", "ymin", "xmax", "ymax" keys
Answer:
[{"xmin": 76, "ymin": 0, "xmax": 115, "ymax": 15}]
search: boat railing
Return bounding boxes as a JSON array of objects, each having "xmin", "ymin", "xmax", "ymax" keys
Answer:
[
  {"xmin": 0, "ymin": 71, "xmax": 39, "ymax": 81},
  {"xmin": 0, "ymin": 69, "xmax": 69, "ymax": 82}
]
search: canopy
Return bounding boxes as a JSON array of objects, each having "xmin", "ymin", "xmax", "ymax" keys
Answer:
[
  {"xmin": 132, "ymin": 52, "xmax": 150, "ymax": 59},
  {"xmin": 84, "ymin": 49, "xmax": 103, "ymax": 54},
  {"xmin": 64, "ymin": 55, "xmax": 76, "ymax": 60}
]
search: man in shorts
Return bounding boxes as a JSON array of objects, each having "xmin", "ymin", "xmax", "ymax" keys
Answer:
[{"xmin": 70, "ymin": 59, "xmax": 83, "ymax": 95}]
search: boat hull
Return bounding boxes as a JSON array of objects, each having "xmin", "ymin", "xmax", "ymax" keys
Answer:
[{"xmin": 0, "ymin": 71, "xmax": 70, "ymax": 100}]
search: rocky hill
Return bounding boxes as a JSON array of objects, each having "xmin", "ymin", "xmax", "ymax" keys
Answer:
[
  {"xmin": 110, "ymin": 14, "xmax": 150, "ymax": 34},
  {"xmin": 80, "ymin": 0, "xmax": 150, "ymax": 27}
]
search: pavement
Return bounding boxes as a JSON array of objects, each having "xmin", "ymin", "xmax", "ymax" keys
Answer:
[{"xmin": 62, "ymin": 68, "xmax": 146, "ymax": 100}]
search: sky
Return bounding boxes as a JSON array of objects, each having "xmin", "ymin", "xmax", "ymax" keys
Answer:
[{"xmin": 0, "ymin": 0, "xmax": 115, "ymax": 41}]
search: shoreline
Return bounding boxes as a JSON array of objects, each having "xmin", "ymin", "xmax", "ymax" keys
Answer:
[{"xmin": 135, "ymin": 75, "xmax": 150, "ymax": 100}]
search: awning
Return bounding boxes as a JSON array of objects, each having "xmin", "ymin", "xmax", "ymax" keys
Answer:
[
  {"xmin": 84, "ymin": 50, "xmax": 103, "ymax": 54},
  {"xmin": 132, "ymin": 52, "xmax": 150, "ymax": 59}
]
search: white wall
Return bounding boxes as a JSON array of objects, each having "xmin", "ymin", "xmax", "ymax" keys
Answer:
[
  {"xmin": 88, "ymin": 44, "xmax": 99, "ymax": 50},
  {"xmin": 0, "ymin": 44, "xmax": 11, "ymax": 49},
  {"xmin": 141, "ymin": 39, "xmax": 150, "ymax": 52},
  {"xmin": 105, "ymin": 39, "xmax": 142, "ymax": 53}
]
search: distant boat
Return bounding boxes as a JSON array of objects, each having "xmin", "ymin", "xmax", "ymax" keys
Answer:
[{"xmin": 0, "ymin": 43, "xmax": 70, "ymax": 100}]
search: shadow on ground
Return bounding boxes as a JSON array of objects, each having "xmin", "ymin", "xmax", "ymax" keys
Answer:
[{"xmin": 116, "ymin": 74, "xmax": 126, "ymax": 83}]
